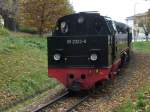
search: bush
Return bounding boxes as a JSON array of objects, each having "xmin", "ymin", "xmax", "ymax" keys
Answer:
[
  {"xmin": 19, "ymin": 26, "xmax": 38, "ymax": 34},
  {"xmin": 0, "ymin": 28, "xmax": 10, "ymax": 36}
]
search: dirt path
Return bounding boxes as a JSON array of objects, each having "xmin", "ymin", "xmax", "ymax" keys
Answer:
[{"xmin": 77, "ymin": 52, "xmax": 150, "ymax": 112}]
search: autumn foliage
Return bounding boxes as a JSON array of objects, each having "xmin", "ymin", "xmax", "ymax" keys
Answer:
[{"xmin": 18, "ymin": 0, "xmax": 74, "ymax": 35}]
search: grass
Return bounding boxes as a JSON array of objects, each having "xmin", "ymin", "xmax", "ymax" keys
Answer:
[
  {"xmin": 6, "ymin": 85, "xmax": 63, "ymax": 112},
  {"xmin": 132, "ymin": 41, "xmax": 150, "ymax": 53},
  {"xmin": 113, "ymin": 83, "xmax": 150, "ymax": 112},
  {"xmin": 0, "ymin": 28, "xmax": 59, "ymax": 110},
  {"xmin": 113, "ymin": 41, "xmax": 150, "ymax": 112}
]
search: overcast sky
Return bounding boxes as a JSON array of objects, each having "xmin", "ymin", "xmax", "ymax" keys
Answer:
[{"xmin": 70, "ymin": 0, "xmax": 150, "ymax": 23}]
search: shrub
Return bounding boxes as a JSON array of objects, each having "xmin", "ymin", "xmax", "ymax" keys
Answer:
[
  {"xmin": 0, "ymin": 28, "xmax": 10, "ymax": 36},
  {"xmin": 19, "ymin": 26, "xmax": 38, "ymax": 34}
]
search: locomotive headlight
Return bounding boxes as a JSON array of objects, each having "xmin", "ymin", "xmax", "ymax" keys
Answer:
[
  {"xmin": 53, "ymin": 54, "xmax": 61, "ymax": 61},
  {"xmin": 90, "ymin": 54, "xmax": 98, "ymax": 61}
]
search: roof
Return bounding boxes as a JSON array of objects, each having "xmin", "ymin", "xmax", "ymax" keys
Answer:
[{"xmin": 126, "ymin": 12, "xmax": 147, "ymax": 20}]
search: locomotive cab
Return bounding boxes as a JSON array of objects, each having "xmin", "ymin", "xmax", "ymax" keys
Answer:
[{"xmin": 53, "ymin": 12, "xmax": 110, "ymax": 36}]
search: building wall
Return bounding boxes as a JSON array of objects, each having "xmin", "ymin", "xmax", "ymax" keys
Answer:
[
  {"xmin": 126, "ymin": 19, "xmax": 134, "ymax": 27},
  {"xmin": 135, "ymin": 14, "xmax": 147, "ymax": 27},
  {"xmin": 126, "ymin": 12, "xmax": 149, "ymax": 41}
]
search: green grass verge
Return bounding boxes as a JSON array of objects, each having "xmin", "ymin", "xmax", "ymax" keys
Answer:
[
  {"xmin": 113, "ymin": 83, "xmax": 150, "ymax": 112},
  {"xmin": 132, "ymin": 41, "xmax": 150, "ymax": 53},
  {"xmin": 114, "ymin": 41, "xmax": 150, "ymax": 112},
  {"xmin": 0, "ymin": 28, "xmax": 59, "ymax": 110}
]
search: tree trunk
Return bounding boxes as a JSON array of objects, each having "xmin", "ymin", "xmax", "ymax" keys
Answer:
[
  {"xmin": 38, "ymin": 27, "xmax": 43, "ymax": 36},
  {"xmin": 146, "ymin": 34, "xmax": 149, "ymax": 41},
  {"xmin": 3, "ymin": 15, "xmax": 17, "ymax": 31}
]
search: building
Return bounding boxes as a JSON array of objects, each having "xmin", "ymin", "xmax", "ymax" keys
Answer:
[{"xmin": 126, "ymin": 12, "xmax": 148, "ymax": 41}]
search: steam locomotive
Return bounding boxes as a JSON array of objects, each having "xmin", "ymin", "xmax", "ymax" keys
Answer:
[{"xmin": 48, "ymin": 12, "xmax": 132, "ymax": 91}]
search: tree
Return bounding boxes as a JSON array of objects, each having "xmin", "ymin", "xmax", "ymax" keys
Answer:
[
  {"xmin": 145, "ymin": 9, "xmax": 150, "ymax": 41},
  {"xmin": 18, "ymin": 0, "xmax": 74, "ymax": 35},
  {"xmin": 0, "ymin": 0, "xmax": 18, "ymax": 31},
  {"xmin": 138, "ymin": 9, "xmax": 150, "ymax": 41}
]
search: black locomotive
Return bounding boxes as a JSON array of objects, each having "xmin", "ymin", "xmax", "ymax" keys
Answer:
[{"xmin": 48, "ymin": 12, "xmax": 132, "ymax": 91}]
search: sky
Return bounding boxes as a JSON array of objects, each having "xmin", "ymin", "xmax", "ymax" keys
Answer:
[{"xmin": 70, "ymin": 0, "xmax": 150, "ymax": 23}]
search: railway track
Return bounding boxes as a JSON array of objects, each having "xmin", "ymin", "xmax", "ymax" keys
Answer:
[
  {"xmin": 33, "ymin": 90, "xmax": 70, "ymax": 112},
  {"xmin": 33, "ymin": 90, "xmax": 93, "ymax": 112},
  {"xmin": 66, "ymin": 94, "xmax": 91, "ymax": 112}
]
